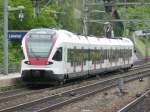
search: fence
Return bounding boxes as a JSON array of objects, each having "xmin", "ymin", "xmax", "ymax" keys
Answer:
[{"xmin": 0, "ymin": 63, "xmax": 20, "ymax": 74}]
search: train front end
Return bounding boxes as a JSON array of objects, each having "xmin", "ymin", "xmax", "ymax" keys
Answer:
[{"xmin": 21, "ymin": 29, "xmax": 57, "ymax": 84}]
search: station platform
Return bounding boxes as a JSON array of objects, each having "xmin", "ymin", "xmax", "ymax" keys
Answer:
[{"xmin": 0, "ymin": 73, "xmax": 21, "ymax": 87}]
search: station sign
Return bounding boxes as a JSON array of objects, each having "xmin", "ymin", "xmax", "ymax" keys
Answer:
[{"xmin": 8, "ymin": 30, "xmax": 28, "ymax": 39}]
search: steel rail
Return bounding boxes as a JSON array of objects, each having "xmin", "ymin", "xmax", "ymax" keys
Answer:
[
  {"xmin": 89, "ymin": 19, "xmax": 150, "ymax": 23},
  {"xmin": 118, "ymin": 89, "xmax": 150, "ymax": 112},
  {"xmin": 130, "ymin": 63, "xmax": 150, "ymax": 71},
  {"xmin": 0, "ymin": 81, "xmax": 81, "ymax": 104},
  {"xmin": 0, "ymin": 88, "xmax": 49, "ymax": 103},
  {"xmin": 88, "ymin": 2, "xmax": 150, "ymax": 6},
  {"xmin": 0, "ymin": 67, "xmax": 150, "ymax": 112},
  {"xmin": 0, "ymin": 88, "xmax": 27, "ymax": 97}
]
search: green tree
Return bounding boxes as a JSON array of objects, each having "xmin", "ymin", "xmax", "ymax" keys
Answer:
[
  {"xmin": 5, "ymin": 0, "xmax": 58, "ymax": 64},
  {"xmin": 56, "ymin": 0, "xmax": 82, "ymax": 33}
]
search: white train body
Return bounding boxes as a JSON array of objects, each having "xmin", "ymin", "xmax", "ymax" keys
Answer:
[{"xmin": 21, "ymin": 28, "xmax": 134, "ymax": 84}]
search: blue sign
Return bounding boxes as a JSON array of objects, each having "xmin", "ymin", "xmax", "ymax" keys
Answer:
[{"xmin": 8, "ymin": 31, "xmax": 28, "ymax": 39}]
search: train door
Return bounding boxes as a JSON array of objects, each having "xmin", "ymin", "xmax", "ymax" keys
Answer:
[
  {"xmin": 82, "ymin": 44, "xmax": 89, "ymax": 75},
  {"xmin": 63, "ymin": 44, "xmax": 68, "ymax": 76},
  {"xmin": 100, "ymin": 48, "xmax": 103, "ymax": 69},
  {"xmin": 80, "ymin": 47, "xmax": 84, "ymax": 72},
  {"xmin": 73, "ymin": 46, "xmax": 77, "ymax": 73},
  {"xmin": 52, "ymin": 47, "xmax": 65, "ymax": 75},
  {"xmin": 88, "ymin": 45, "xmax": 95, "ymax": 75},
  {"xmin": 73, "ymin": 46, "xmax": 87, "ymax": 76},
  {"xmin": 84, "ymin": 47, "xmax": 89, "ymax": 75},
  {"xmin": 66, "ymin": 45, "xmax": 81, "ymax": 78},
  {"xmin": 65, "ymin": 44, "xmax": 74, "ymax": 78},
  {"xmin": 115, "ymin": 49, "xmax": 118, "ymax": 66},
  {"xmin": 109, "ymin": 48, "xmax": 112, "ymax": 67}
]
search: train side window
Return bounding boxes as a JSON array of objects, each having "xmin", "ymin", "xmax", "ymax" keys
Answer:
[
  {"xmin": 52, "ymin": 47, "xmax": 62, "ymax": 61},
  {"xmin": 119, "ymin": 49, "xmax": 121, "ymax": 58},
  {"xmin": 67, "ymin": 49, "xmax": 70, "ymax": 62},
  {"xmin": 107, "ymin": 49, "xmax": 109, "ymax": 59},
  {"xmin": 104, "ymin": 49, "xmax": 106, "ymax": 59},
  {"xmin": 115, "ymin": 49, "xmax": 117, "ymax": 60},
  {"xmin": 130, "ymin": 49, "xmax": 132, "ymax": 57},
  {"xmin": 104, "ymin": 49, "xmax": 107, "ymax": 59},
  {"xmin": 102, "ymin": 49, "xmax": 104, "ymax": 60}
]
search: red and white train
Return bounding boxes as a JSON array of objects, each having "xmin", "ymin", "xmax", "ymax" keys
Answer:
[{"xmin": 21, "ymin": 28, "xmax": 134, "ymax": 84}]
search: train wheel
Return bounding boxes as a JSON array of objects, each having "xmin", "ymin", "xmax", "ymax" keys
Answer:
[
  {"xmin": 123, "ymin": 68, "xmax": 129, "ymax": 72},
  {"xmin": 57, "ymin": 79, "xmax": 66, "ymax": 85},
  {"xmin": 83, "ymin": 75, "xmax": 89, "ymax": 80},
  {"xmin": 59, "ymin": 81, "xmax": 64, "ymax": 85}
]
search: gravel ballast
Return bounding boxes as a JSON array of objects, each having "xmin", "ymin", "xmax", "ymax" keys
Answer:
[{"xmin": 51, "ymin": 77, "xmax": 149, "ymax": 112}]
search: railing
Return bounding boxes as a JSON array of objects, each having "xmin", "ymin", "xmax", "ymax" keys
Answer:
[{"xmin": 0, "ymin": 63, "xmax": 20, "ymax": 74}]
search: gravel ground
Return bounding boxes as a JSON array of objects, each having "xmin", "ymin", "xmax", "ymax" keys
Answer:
[
  {"xmin": 124, "ymin": 90, "xmax": 150, "ymax": 112},
  {"xmin": 0, "ymin": 77, "xmax": 102, "ymax": 109},
  {"xmin": 51, "ymin": 77, "xmax": 150, "ymax": 112},
  {"xmin": 0, "ymin": 71, "xmax": 124, "ymax": 109}
]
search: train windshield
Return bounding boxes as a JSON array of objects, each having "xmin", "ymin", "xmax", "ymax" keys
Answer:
[{"xmin": 27, "ymin": 33, "xmax": 55, "ymax": 58}]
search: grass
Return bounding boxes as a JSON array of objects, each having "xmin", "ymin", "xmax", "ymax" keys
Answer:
[
  {"xmin": 0, "ymin": 84, "xmax": 24, "ymax": 92},
  {"xmin": 135, "ymin": 37, "xmax": 150, "ymax": 57},
  {"xmin": 0, "ymin": 35, "xmax": 3, "ymax": 64}
]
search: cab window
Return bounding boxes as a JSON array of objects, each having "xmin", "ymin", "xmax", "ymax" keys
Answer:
[{"xmin": 52, "ymin": 47, "xmax": 62, "ymax": 61}]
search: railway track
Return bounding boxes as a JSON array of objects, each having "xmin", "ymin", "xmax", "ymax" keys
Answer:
[
  {"xmin": 133, "ymin": 58, "xmax": 150, "ymax": 65},
  {"xmin": 0, "ymin": 87, "xmax": 55, "ymax": 104},
  {"xmin": 0, "ymin": 63, "xmax": 148, "ymax": 106},
  {"xmin": 0, "ymin": 88, "xmax": 28, "ymax": 103},
  {"xmin": 0, "ymin": 63, "xmax": 149, "ymax": 112},
  {"xmin": 130, "ymin": 62, "xmax": 150, "ymax": 71},
  {"xmin": 118, "ymin": 89, "xmax": 150, "ymax": 112}
]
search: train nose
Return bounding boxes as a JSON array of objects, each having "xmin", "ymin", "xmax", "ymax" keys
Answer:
[
  {"xmin": 33, "ymin": 70, "xmax": 41, "ymax": 77},
  {"xmin": 21, "ymin": 70, "xmax": 54, "ymax": 83}
]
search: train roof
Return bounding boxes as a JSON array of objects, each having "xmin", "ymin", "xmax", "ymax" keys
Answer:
[
  {"xmin": 29, "ymin": 28, "xmax": 56, "ymax": 35},
  {"xmin": 57, "ymin": 29, "xmax": 133, "ymax": 47},
  {"xmin": 25, "ymin": 28, "xmax": 133, "ymax": 47}
]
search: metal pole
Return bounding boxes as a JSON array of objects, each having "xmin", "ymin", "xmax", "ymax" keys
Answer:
[
  {"xmin": 124, "ymin": 0, "xmax": 127, "ymax": 36},
  {"xmin": 3, "ymin": 0, "xmax": 8, "ymax": 75},
  {"xmin": 149, "ymin": 74, "xmax": 150, "ymax": 89},
  {"xmin": 83, "ymin": 0, "xmax": 88, "ymax": 36},
  {"xmin": 145, "ymin": 36, "xmax": 148, "ymax": 61},
  {"xmin": 36, "ymin": 0, "xmax": 40, "ymax": 17},
  {"xmin": 32, "ymin": 0, "xmax": 40, "ymax": 18},
  {"xmin": 33, "ymin": 0, "xmax": 36, "ymax": 18},
  {"xmin": 118, "ymin": 78, "xmax": 124, "ymax": 96}
]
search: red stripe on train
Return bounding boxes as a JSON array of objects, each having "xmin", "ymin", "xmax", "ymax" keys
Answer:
[{"xmin": 29, "ymin": 58, "xmax": 48, "ymax": 65}]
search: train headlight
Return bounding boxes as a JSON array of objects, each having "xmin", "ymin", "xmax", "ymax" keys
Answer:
[
  {"xmin": 46, "ymin": 61, "xmax": 53, "ymax": 65},
  {"xmin": 25, "ymin": 61, "xmax": 31, "ymax": 65}
]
